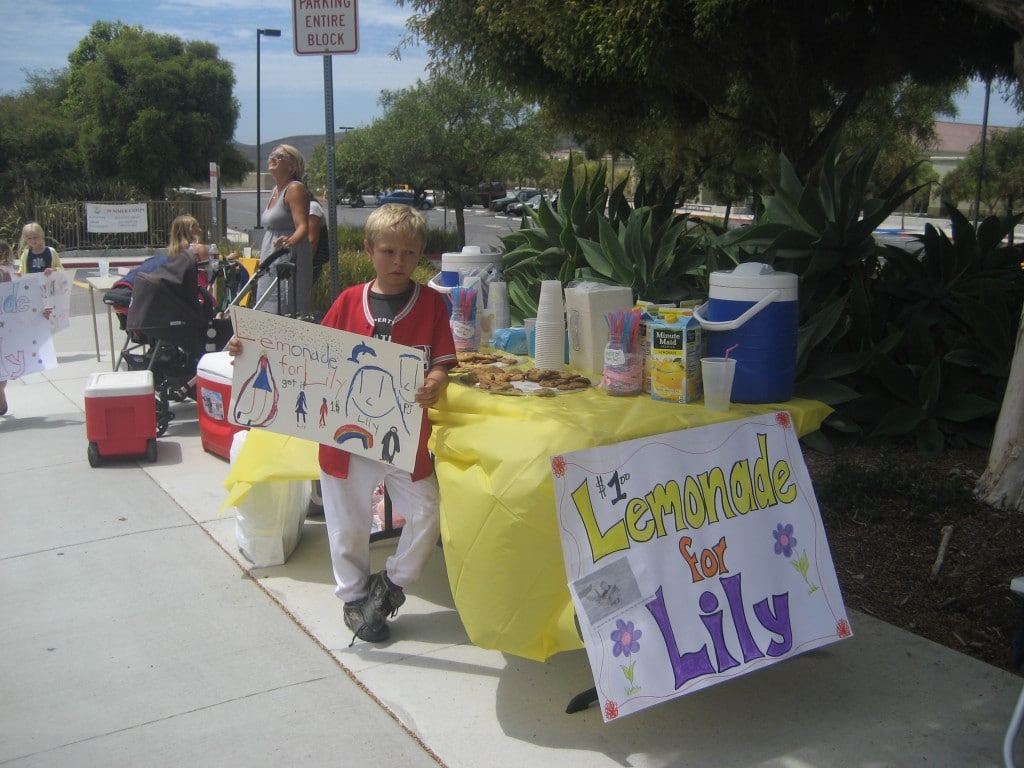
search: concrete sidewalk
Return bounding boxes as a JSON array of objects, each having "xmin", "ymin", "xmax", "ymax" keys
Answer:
[{"xmin": 1, "ymin": 277, "xmax": 1022, "ymax": 767}]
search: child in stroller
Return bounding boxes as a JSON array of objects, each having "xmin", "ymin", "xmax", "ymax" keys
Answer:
[{"xmin": 105, "ymin": 216, "xmax": 233, "ymax": 434}]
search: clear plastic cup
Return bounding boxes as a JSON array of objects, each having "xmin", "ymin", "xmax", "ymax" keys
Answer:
[
  {"xmin": 524, "ymin": 317, "xmax": 537, "ymax": 356},
  {"xmin": 701, "ymin": 357, "xmax": 737, "ymax": 412}
]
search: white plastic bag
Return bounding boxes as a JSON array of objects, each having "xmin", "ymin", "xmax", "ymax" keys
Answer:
[{"xmin": 229, "ymin": 431, "xmax": 310, "ymax": 567}]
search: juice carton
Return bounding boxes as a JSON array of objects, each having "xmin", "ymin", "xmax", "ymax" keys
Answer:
[
  {"xmin": 646, "ymin": 308, "xmax": 703, "ymax": 403},
  {"xmin": 638, "ymin": 302, "xmax": 679, "ymax": 394}
]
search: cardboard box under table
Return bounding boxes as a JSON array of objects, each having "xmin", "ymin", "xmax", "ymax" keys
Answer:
[
  {"xmin": 197, "ymin": 350, "xmax": 246, "ymax": 460},
  {"xmin": 85, "ymin": 370, "xmax": 157, "ymax": 466}
]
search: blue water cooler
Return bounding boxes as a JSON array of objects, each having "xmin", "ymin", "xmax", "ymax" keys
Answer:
[{"xmin": 693, "ymin": 262, "xmax": 799, "ymax": 403}]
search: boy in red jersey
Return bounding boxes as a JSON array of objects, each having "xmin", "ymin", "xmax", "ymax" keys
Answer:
[{"xmin": 229, "ymin": 204, "xmax": 456, "ymax": 643}]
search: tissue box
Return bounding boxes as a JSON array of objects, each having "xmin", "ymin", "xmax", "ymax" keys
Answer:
[
  {"xmin": 645, "ymin": 309, "xmax": 704, "ymax": 403},
  {"xmin": 565, "ymin": 284, "xmax": 634, "ymax": 375}
]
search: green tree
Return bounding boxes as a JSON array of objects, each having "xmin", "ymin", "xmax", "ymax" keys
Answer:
[
  {"xmin": 310, "ymin": 71, "xmax": 556, "ymax": 245},
  {"xmin": 941, "ymin": 127, "xmax": 1024, "ymax": 229},
  {"xmin": 0, "ymin": 71, "xmax": 84, "ymax": 204},
  {"xmin": 64, "ymin": 21, "xmax": 247, "ymax": 198},
  {"xmin": 401, "ymin": 0, "xmax": 1016, "ymax": 181}
]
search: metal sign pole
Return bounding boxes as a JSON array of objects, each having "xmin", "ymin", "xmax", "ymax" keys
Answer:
[
  {"xmin": 323, "ymin": 56, "xmax": 340, "ymax": 300},
  {"xmin": 292, "ymin": 0, "xmax": 357, "ymax": 301},
  {"xmin": 209, "ymin": 162, "xmax": 220, "ymax": 239}
]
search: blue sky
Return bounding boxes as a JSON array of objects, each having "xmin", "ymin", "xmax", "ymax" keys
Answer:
[
  {"xmin": 954, "ymin": 79, "xmax": 1022, "ymax": 128},
  {"xmin": 0, "ymin": 0, "xmax": 430, "ymax": 145},
  {"xmin": 1, "ymin": 1, "xmax": 1020, "ymax": 147}
]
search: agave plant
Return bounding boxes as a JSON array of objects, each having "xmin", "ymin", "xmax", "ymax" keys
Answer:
[
  {"xmin": 713, "ymin": 144, "xmax": 926, "ymax": 416},
  {"xmin": 500, "ymin": 157, "xmax": 610, "ymax": 320},
  {"xmin": 500, "ymin": 156, "xmax": 714, "ymax": 320},
  {"xmin": 574, "ymin": 208, "xmax": 710, "ymax": 304},
  {"xmin": 847, "ymin": 206, "xmax": 1024, "ymax": 454}
]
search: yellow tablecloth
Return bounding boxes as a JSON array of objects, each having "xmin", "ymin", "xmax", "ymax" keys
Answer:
[
  {"xmin": 223, "ymin": 382, "xmax": 832, "ymax": 662},
  {"xmin": 430, "ymin": 383, "xmax": 832, "ymax": 662}
]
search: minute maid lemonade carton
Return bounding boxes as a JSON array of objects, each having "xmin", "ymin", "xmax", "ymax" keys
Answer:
[{"xmin": 645, "ymin": 306, "xmax": 704, "ymax": 403}]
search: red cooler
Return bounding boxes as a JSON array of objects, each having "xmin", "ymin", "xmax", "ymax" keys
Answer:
[
  {"xmin": 85, "ymin": 370, "xmax": 157, "ymax": 466},
  {"xmin": 197, "ymin": 351, "xmax": 246, "ymax": 459}
]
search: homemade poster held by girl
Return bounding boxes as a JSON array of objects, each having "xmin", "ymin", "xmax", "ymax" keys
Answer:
[
  {"xmin": 228, "ymin": 306, "xmax": 425, "ymax": 473},
  {"xmin": 0, "ymin": 271, "xmax": 74, "ymax": 381},
  {"xmin": 551, "ymin": 412, "xmax": 851, "ymax": 722}
]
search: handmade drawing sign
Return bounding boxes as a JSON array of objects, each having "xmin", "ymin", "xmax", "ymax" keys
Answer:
[
  {"xmin": 551, "ymin": 411, "xmax": 851, "ymax": 722},
  {"xmin": 229, "ymin": 306, "xmax": 426, "ymax": 473},
  {"xmin": 0, "ymin": 271, "xmax": 72, "ymax": 381}
]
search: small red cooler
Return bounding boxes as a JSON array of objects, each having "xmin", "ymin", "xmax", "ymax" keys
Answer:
[
  {"xmin": 197, "ymin": 350, "xmax": 246, "ymax": 459},
  {"xmin": 85, "ymin": 370, "xmax": 157, "ymax": 466}
]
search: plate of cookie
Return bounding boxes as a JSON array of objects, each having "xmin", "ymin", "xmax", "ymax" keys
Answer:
[
  {"xmin": 457, "ymin": 367, "xmax": 592, "ymax": 396},
  {"xmin": 451, "ymin": 350, "xmax": 525, "ymax": 374}
]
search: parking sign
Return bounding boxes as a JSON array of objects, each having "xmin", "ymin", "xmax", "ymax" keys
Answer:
[{"xmin": 292, "ymin": 0, "xmax": 359, "ymax": 55}]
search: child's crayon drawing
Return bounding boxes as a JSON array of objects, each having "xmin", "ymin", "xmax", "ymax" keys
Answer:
[{"xmin": 229, "ymin": 306, "xmax": 425, "ymax": 473}]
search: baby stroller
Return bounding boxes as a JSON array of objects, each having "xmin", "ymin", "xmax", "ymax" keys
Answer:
[{"xmin": 106, "ymin": 256, "xmax": 232, "ymax": 435}]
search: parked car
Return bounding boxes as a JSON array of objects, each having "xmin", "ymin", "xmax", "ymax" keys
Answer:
[
  {"xmin": 377, "ymin": 190, "xmax": 434, "ymax": 209},
  {"xmin": 473, "ymin": 182, "xmax": 507, "ymax": 208},
  {"xmin": 506, "ymin": 193, "xmax": 549, "ymax": 216},
  {"xmin": 491, "ymin": 188, "xmax": 541, "ymax": 213},
  {"xmin": 337, "ymin": 191, "xmax": 378, "ymax": 207}
]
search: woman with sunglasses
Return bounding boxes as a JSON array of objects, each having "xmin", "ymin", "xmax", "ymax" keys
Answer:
[{"xmin": 258, "ymin": 144, "xmax": 311, "ymax": 315}]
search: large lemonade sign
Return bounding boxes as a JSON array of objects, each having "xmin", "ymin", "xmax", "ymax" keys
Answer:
[{"xmin": 552, "ymin": 412, "xmax": 851, "ymax": 721}]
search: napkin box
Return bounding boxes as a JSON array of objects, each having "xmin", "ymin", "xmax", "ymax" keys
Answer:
[{"xmin": 565, "ymin": 284, "xmax": 634, "ymax": 376}]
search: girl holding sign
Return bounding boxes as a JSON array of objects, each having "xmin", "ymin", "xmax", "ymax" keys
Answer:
[{"xmin": 18, "ymin": 222, "xmax": 62, "ymax": 275}]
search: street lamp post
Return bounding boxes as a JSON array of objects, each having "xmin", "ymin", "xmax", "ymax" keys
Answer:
[{"xmin": 256, "ymin": 28, "xmax": 282, "ymax": 230}]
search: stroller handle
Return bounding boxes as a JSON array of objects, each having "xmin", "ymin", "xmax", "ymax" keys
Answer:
[
  {"xmin": 259, "ymin": 246, "xmax": 291, "ymax": 272},
  {"xmin": 228, "ymin": 246, "xmax": 291, "ymax": 309}
]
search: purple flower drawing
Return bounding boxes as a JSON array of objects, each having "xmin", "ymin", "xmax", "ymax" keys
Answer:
[
  {"xmin": 610, "ymin": 619, "xmax": 642, "ymax": 658},
  {"xmin": 772, "ymin": 522, "xmax": 820, "ymax": 595},
  {"xmin": 773, "ymin": 523, "xmax": 797, "ymax": 558}
]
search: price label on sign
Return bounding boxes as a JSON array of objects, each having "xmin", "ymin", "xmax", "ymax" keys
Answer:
[{"xmin": 292, "ymin": 0, "xmax": 359, "ymax": 55}]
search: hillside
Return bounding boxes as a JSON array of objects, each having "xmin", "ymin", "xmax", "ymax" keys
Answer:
[{"xmin": 234, "ymin": 133, "xmax": 341, "ymax": 169}]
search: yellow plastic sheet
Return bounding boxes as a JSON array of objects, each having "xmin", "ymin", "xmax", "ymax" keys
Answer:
[
  {"xmin": 222, "ymin": 382, "xmax": 832, "ymax": 662},
  {"xmin": 430, "ymin": 383, "xmax": 832, "ymax": 662},
  {"xmin": 221, "ymin": 432, "xmax": 319, "ymax": 510}
]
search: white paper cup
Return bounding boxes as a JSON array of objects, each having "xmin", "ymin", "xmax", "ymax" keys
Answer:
[
  {"xmin": 701, "ymin": 357, "xmax": 737, "ymax": 412},
  {"xmin": 537, "ymin": 280, "xmax": 565, "ymax": 317},
  {"xmin": 533, "ymin": 321, "xmax": 566, "ymax": 369}
]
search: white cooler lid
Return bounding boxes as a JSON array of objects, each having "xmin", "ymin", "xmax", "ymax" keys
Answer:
[
  {"xmin": 441, "ymin": 245, "xmax": 502, "ymax": 272},
  {"xmin": 709, "ymin": 262, "xmax": 798, "ymax": 301},
  {"xmin": 85, "ymin": 370, "xmax": 154, "ymax": 398},
  {"xmin": 197, "ymin": 350, "xmax": 235, "ymax": 382}
]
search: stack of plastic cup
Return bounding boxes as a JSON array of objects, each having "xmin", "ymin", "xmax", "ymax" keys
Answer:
[
  {"xmin": 488, "ymin": 279, "xmax": 509, "ymax": 331},
  {"xmin": 533, "ymin": 280, "xmax": 566, "ymax": 370}
]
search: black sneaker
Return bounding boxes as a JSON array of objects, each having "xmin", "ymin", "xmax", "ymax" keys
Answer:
[
  {"xmin": 343, "ymin": 598, "xmax": 390, "ymax": 646},
  {"xmin": 367, "ymin": 570, "xmax": 406, "ymax": 622}
]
